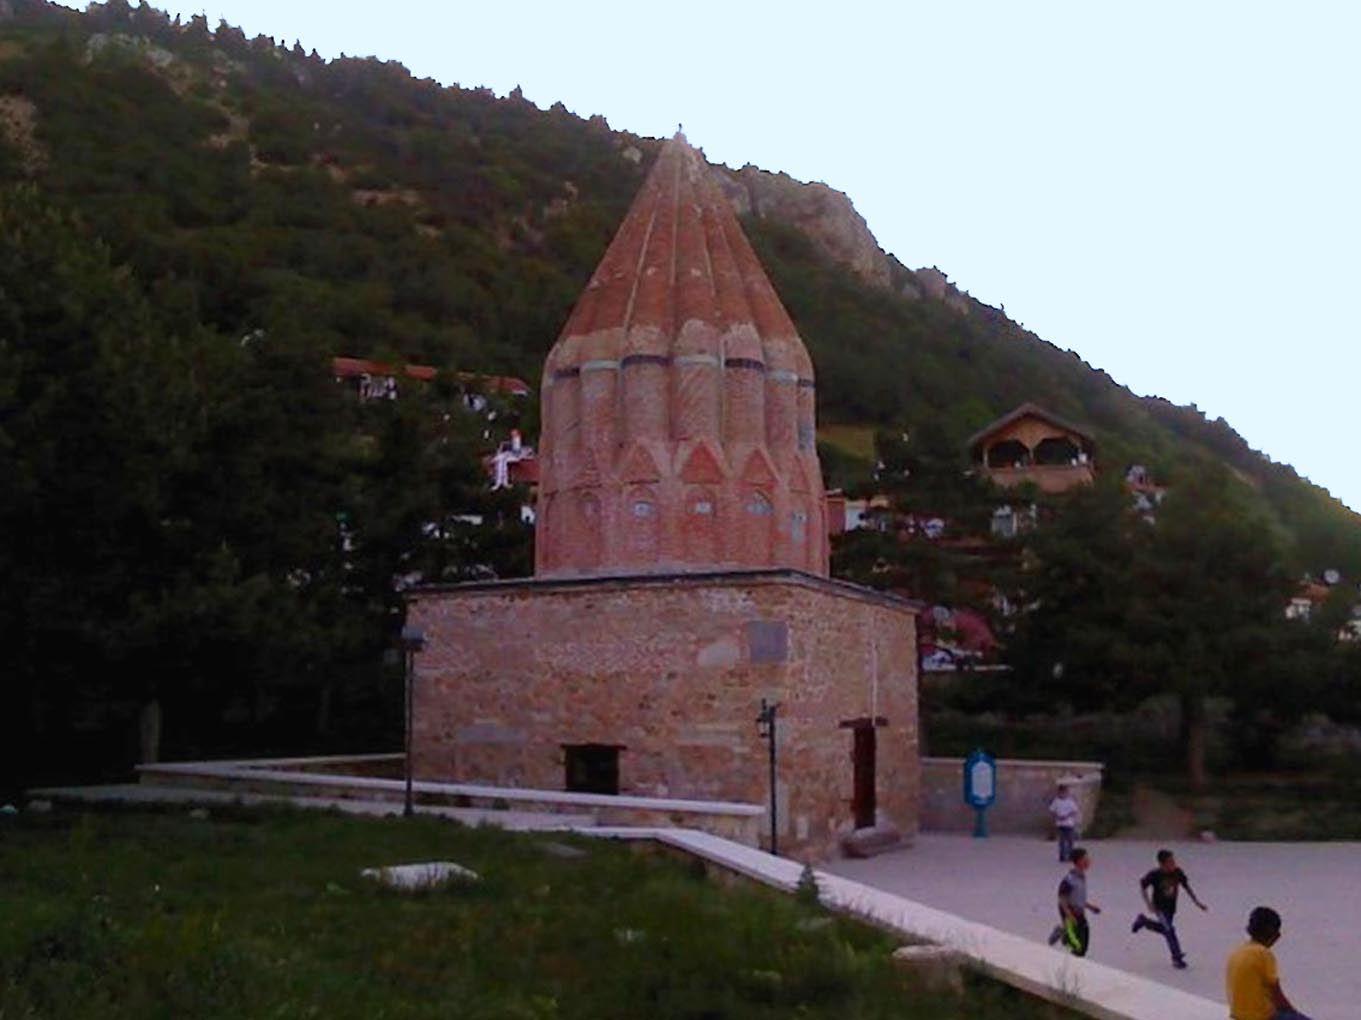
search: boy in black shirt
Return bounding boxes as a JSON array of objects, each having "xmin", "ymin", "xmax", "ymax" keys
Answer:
[{"xmin": 1131, "ymin": 848, "xmax": 1207, "ymax": 969}]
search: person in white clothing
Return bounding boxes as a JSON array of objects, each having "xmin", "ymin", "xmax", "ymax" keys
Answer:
[{"xmin": 1048, "ymin": 783, "xmax": 1081, "ymax": 862}]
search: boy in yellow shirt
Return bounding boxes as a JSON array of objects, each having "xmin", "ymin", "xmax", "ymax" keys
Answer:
[{"xmin": 1225, "ymin": 906, "xmax": 1313, "ymax": 1020}]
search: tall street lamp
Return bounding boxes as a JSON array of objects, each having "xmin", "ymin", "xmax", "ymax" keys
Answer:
[
  {"xmin": 756, "ymin": 698, "xmax": 779, "ymax": 856},
  {"xmin": 399, "ymin": 623, "xmax": 426, "ymax": 817}
]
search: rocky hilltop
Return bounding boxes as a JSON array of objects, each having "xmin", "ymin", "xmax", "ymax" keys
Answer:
[
  {"xmin": 713, "ymin": 164, "xmax": 893, "ymax": 290},
  {"xmin": 712, "ymin": 162, "xmax": 978, "ymax": 315}
]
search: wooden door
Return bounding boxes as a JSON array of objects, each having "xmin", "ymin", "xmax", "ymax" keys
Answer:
[{"xmin": 852, "ymin": 726, "xmax": 877, "ymax": 830}]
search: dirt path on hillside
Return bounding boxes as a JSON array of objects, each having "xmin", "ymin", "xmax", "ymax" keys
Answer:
[{"xmin": 1119, "ymin": 784, "xmax": 1195, "ymax": 839}]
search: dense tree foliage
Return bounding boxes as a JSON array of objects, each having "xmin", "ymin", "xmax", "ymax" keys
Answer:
[
  {"xmin": 0, "ymin": 185, "xmax": 530, "ymax": 793},
  {"xmin": 832, "ymin": 424, "xmax": 1007, "ymax": 607},
  {"xmin": 834, "ymin": 429, "xmax": 1358, "ymax": 783},
  {"xmin": 1, "ymin": 2, "xmax": 1358, "ymax": 789},
  {"xmin": 0, "ymin": 185, "xmax": 191, "ymax": 787},
  {"xmin": 1004, "ymin": 468, "xmax": 1339, "ymax": 785}
]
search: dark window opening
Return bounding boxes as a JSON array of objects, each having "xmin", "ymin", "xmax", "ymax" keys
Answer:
[
  {"xmin": 1034, "ymin": 436, "xmax": 1082, "ymax": 466},
  {"xmin": 985, "ymin": 439, "xmax": 1030, "ymax": 469},
  {"xmin": 563, "ymin": 743, "xmax": 622, "ymax": 795}
]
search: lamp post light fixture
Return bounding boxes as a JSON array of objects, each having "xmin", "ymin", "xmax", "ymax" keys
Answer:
[
  {"xmin": 756, "ymin": 698, "xmax": 779, "ymax": 856},
  {"xmin": 398, "ymin": 623, "xmax": 426, "ymax": 817}
]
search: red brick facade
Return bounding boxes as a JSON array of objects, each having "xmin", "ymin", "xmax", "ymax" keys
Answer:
[{"xmin": 409, "ymin": 571, "xmax": 919, "ymax": 859}]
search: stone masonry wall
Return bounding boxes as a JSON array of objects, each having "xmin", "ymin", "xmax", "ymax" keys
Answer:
[
  {"xmin": 408, "ymin": 572, "xmax": 918, "ymax": 860},
  {"xmin": 919, "ymin": 757, "xmax": 1103, "ymax": 835}
]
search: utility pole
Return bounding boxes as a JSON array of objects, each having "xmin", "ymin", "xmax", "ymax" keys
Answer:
[{"xmin": 399, "ymin": 624, "xmax": 426, "ymax": 817}]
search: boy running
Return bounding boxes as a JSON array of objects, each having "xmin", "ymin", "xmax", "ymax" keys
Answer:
[
  {"xmin": 1132, "ymin": 848, "xmax": 1208, "ymax": 969},
  {"xmin": 1048, "ymin": 847, "xmax": 1101, "ymax": 956}
]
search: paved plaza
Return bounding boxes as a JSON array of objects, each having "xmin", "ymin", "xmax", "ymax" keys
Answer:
[{"xmin": 827, "ymin": 834, "xmax": 1357, "ymax": 1019}]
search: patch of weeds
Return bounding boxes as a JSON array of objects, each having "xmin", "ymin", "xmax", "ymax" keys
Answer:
[
  {"xmin": 795, "ymin": 862, "xmax": 821, "ymax": 906},
  {"xmin": 1084, "ymin": 786, "xmax": 1134, "ymax": 837}
]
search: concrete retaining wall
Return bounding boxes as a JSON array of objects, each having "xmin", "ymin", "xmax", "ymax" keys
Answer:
[
  {"xmin": 920, "ymin": 757, "xmax": 1103, "ymax": 835},
  {"xmin": 134, "ymin": 759, "xmax": 765, "ymax": 846}
]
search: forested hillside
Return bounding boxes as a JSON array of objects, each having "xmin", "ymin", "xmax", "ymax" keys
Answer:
[
  {"xmin": 2, "ymin": 0, "xmax": 1359, "ymax": 791},
  {"xmin": 1, "ymin": 0, "xmax": 1357, "ymax": 573}
]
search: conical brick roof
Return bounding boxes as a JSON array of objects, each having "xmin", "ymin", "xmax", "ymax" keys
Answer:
[{"xmin": 536, "ymin": 132, "xmax": 826, "ymax": 577}]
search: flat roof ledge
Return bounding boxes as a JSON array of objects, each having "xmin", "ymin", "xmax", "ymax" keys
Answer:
[{"xmin": 409, "ymin": 568, "xmax": 921, "ymax": 614}]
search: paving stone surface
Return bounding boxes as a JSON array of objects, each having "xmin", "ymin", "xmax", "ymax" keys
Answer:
[
  {"xmin": 827, "ymin": 833, "xmax": 1356, "ymax": 1019},
  {"xmin": 596, "ymin": 827, "xmax": 1222, "ymax": 1020}
]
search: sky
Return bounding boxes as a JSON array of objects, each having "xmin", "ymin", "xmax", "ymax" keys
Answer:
[{"xmin": 62, "ymin": 2, "xmax": 1361, "ymax": 512}]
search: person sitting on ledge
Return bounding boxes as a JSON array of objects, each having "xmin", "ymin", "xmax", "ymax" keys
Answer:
[{"xmin": 1226, "ymin": 906, "xmax": 1314, "ymax": 1020}]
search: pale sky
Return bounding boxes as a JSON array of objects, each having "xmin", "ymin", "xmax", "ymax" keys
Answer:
[{"xmin": 63, "ymin": 2, "xmax": 1361, "ymax": 512}]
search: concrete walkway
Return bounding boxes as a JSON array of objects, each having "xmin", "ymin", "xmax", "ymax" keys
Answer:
[
  {"xmin": 827, "ymin": 834, "xmax": 1355, "ymax": 1020},
  {"xmin": 595, "ymin": 827, "xmax": 1223, "ymax": 1020}
]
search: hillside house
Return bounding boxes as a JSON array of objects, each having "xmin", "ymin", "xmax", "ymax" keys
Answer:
[
  {"xmin": 1286, "ymin": 580, "xmax": 1333, "ymax": 622},
  {"xmin": 1125, "ymin": 464, "xmax": 1168, "ymax": 517},
  {"xmin": 968, "ymin": 403, "xmax": 1095, "ymax": 494},
  {"xmin": 918, "ymin": 604, "xmax": 1000, "ymax": 672},
  {"xmin": 990, "ymin": 503, "xmax": 1038, "ymax": 539},
  {"xmin": 826, "ymin": 492, "xmax": 892, "ymax": 534},
  {"xmin": 1286, "ymin": 574, "xmax": 1361, "ymax": 641},
  {"xmin": 333, "ymin": 355, "xmax": 538, "ymax": 502},
  {"xmin": 331, "ymin": 356, "xmax": 530, "ymax": 407}
]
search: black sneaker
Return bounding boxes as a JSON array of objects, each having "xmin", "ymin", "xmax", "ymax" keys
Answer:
[
  {"xmin": 1173, "ymin": 958, "xmax": 1188, "ymax": 970},
  {"xmin": 1132, "ymin": 914, "xmax": 1146, "ymax": 933}
]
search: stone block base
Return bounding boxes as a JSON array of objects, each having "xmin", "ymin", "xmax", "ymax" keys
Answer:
[
  {"xmin": 890, "ymin": 945, "xmax": 965, "ymax": 995},
  {"xmin": 408, "ymin": 569, "xmax": 920, "ymax": 859},
  {"xmin": 840, "ymin": 823, "xmax": 905, "ymax": 858}
]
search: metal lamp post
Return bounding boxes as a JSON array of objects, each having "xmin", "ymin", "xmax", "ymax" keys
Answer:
[
  {"xmin": 399, "ymin": 623, "xmax": 426, "ymax": 817},
  {"xmin": 756, "ymin": 698, "xmax": 779, "ymax": 855}
]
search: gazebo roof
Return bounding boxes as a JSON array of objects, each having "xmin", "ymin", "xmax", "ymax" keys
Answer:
[{"xmin": 966, "ymin": 402, "xmax": 1095, "ymax": 454}]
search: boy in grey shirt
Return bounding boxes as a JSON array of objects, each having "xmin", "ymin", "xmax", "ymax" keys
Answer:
[{"xmin": 1048, "ymin": 847, "xmax": 1102, "ymax": 956}]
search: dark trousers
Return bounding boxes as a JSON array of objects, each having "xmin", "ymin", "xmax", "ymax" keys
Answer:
[
  {"xmin": 1142, "ymin": 910, "xmax": 1183, "ymax": 963},
  {"xmin": 1055, "ymin": 915, "xmax": 1090, "ymax": 956},
  {"xmin": 1057, "ymin": 825, "xmax": 1075, "ymax": 862},
  {"xmin": 1072, "ymin": 917, "xmax": 1090, "ymax": 956}
]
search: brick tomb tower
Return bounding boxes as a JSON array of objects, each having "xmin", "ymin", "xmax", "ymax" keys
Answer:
[
  {"xmin": 536, "ymin": 132, "xmax": 828, "ymax": 577},
  {"xmin": 409, "ymin": 134, "xmax": 918, "ymax": 859}
]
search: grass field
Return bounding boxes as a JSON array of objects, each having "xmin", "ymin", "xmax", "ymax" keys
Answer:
[
  {"xmin": 0, "ymin": 806, "xmax": 1082, "ymax": 1019},
  {"xmin": 817, "ymin": 423, "xmax": 878, "ymax": 462}
]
